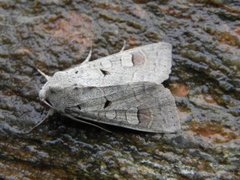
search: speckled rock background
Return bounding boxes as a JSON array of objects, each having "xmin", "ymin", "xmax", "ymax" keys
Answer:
[{"xmin": 0, "ymin": 0, "xmax": 239, "ymax": 179}]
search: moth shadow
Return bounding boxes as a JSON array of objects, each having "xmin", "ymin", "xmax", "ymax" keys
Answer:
[{"xmin": 48, "ymin": 114, "xmax": 149, "ymax": 136}]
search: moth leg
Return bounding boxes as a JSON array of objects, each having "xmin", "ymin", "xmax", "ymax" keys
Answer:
[
  {"xmin": 37, "ymin": 68, "xmax": 50, "ymax": 80},
  {"xmin": 23, "ymin": 109, "xmax": 54, "ymax": 134},
  {"xmin": 81, "ymin": 48, "xmax": 92, "ymax": 65},
  {"xmin": 119, "ymin": 40, "xmax": 126, "ymax": 52}
]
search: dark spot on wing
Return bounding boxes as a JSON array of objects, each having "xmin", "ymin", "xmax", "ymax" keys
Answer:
[
  {"xmin": 77, "ymin": 105, "xmax": 81, "ymax": 110},
  {"xmin": 75, "ymin": 71, "xmax": 78, "ymax": 74},
  {"xmin": 137, "ymin": 109, "xmax": 152, "ymax": 127},
  {"xmin": 100, "ymin": 69, "xmax": 110, "ymax": 76},
  {"xmin": 104, "ymin": 100, "xmax": 112, "ymax": 109}
]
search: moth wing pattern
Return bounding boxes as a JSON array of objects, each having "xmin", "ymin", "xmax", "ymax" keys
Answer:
[
  {"xmin": 39, "ymin": 42, "xmax": 180, "ymax": 133},
  {"xmin": 63, "ymin": 82, "xmax": 180, "ymax": 133},
  {"xmin": 49, "ymin": 42, "xmax": 172, "ymax": 88}
]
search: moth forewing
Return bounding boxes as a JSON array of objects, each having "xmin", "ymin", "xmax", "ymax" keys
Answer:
[
  {"xmin": 41, "ymin": 42, "xmax": 172, "ymax": 92},
  {"xmin": 62, "ymin": 82, "xmax": 180, "ymax": 133}
]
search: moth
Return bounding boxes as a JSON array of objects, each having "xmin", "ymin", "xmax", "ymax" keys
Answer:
[{"xmin": 35, "ymin": 42, "xmax": 181, "ymax": 133}]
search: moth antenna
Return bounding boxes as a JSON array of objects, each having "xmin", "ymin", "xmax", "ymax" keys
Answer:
[
  {"xmin": 63, "ymin": 114, "xmax": 112, "ymax": 133},
  {"xmin": 23, "ymin": 109, "xmax": 54, "ymax": 134},
  {"xmin": 37, "ymin": 69, "xmax": 50, "ymax": 80},
  {"xmin": 81, "ymin": 48, "xmax": 92, "ymax": 65},
  {"xmin": 120, "ymin": 40, "xmax": 126, "ymax": 52}
]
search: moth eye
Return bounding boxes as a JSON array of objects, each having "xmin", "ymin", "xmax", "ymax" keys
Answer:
[
  {"xmin": 104, "ymin": 100, "xmax": 112, "ymax": 109},
  {"xmin": 100, "ymin": 69, "xmax": 110, "ymax": 76},
  {"xmin": 48, "ymin": 86, "xmax": 61, "ymax": 94},
  {"xmin": 49, "ymin": 89, "xmax": 56, "ymax": 94}
]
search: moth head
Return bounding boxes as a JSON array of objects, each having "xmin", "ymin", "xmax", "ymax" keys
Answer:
[
  {"xmin": 39, "ymin": 76, "xmax": 55, "ymax": 108},
  {"xmin": 38, "ymin": 69, "xmax": 83, "ymax": 111},
  {"xmin": 38, "ymin": 69, "xmax": 64, "ymax": 108},
  {"xmin": 39, "ymin": 79, "xmax": 58, "ymax": 107}
]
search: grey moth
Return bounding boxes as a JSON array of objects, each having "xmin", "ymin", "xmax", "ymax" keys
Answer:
[{"xmin": 37, "ymin": 42, "xmax": 181, "ymax": 133}]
